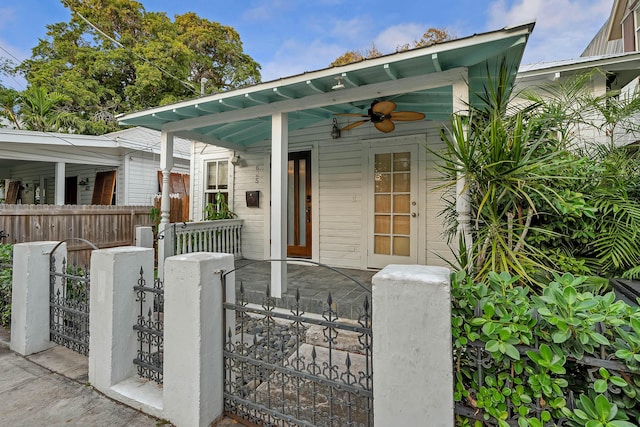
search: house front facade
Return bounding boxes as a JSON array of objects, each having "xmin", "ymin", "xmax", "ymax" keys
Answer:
[{"xmin": 119, "ymin": 22, "xmax": 534, "ymax": 291}]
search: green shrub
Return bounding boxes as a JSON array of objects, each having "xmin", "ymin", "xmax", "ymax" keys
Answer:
[
  {"xmin": 0, "ymin": 244, "xmax": 13, "ymax": 327},
  {"xmin": 453, "ymin": 270, "xmax": 640, "ymax": 426}
]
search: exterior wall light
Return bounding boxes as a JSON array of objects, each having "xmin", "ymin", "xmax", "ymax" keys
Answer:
[{"xmin": 330, "ymin": 118, "xmax": 341, "ymax": 139}]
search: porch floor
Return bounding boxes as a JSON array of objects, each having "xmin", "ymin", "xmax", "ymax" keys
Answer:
[{"xmin": 232, "ymin": 259, "xmax": 376, "ymax": 320}]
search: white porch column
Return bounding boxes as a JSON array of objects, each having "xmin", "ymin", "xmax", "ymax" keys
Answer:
[
  {"xmin": 452, "ymin": 78, "xmax": 473, "ymax": 252},
  {"xmin": 159, "ymin": 131, "xmax": 174, "ymax": 226},
  {"xmin": 55, "ymin": 162, "xmax": 65, "ymax": 205},
  {"xmin": 157, "ymin": 131, "xmax": 175, "ymax": 280},
  {"xmin": 10, "ymin": 241, "xmax": 60, "ymax": 356},
  {"xmin": 270, "ymin": 112, "xmax": 288, "ymax": 297},
  {"xmin": 373, "ymin": 264, "xmax": 453, "ymax": 426}
]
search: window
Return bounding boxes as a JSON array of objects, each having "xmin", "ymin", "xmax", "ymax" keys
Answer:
[{"xmin": 204, "ymin": 159, "xmax": 230, "ymax": 209}]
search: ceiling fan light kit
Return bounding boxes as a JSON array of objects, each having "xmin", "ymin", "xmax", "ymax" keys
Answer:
[{"xmin": 334, "ymin": 100, "xmax": 425, "ymax": 133}]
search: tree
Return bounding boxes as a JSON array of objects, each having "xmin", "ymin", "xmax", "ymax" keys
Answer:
[
  {"xmin": 10, "ymin": 0, "xmax": 261, "ymax": 134},
  {"xmin": 16, "ymin": 86, "xmax": 82, "ymax": 132},
  {"xmin": 331, "ymin": 27, "xmax": 454, "ymax": 67},
  {"xmin": 329, "ymin": 45, "xmax": 382, "ymax": 67},
  {"xmin": 0, "ymin": 86, "xmax": 20, "ymax": 128}
]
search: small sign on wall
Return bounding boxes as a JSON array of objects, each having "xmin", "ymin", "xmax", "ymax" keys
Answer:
[{"xmin": 246, "ymin": 190, "xmax": 260, "ymax": 207}]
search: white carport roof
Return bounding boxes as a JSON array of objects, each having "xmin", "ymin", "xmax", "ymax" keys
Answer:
[{"xmin": 0, "ymin": 127, "xmax": 191, "ymax": 169}]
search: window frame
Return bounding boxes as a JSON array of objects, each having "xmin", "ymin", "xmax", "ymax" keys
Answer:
[{"xmin": 203, "ymin": 158, "xmax": 232, "ymax": 218}]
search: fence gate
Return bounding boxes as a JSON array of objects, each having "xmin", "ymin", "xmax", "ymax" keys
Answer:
[
  {"xmin": 49, "ymin": 238, "xmax": 97, "ymax": 356},
  {"xmin": 133, "ymin": 267, "xmax": 164, "ymax": 384},
  {"xmin": 221, "ymin": 260, "xmax": 373, "ymax": 427}
]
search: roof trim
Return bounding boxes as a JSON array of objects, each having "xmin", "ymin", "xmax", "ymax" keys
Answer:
[{"xmin": 118, "ymin": 22, "xmax": 535, "ymax": 124}]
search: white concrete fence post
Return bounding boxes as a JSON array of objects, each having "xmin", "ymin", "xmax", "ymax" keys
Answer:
[
  {"xmin": 135, "ymin": 226, "xmax": 154, "ymax": 248},
  {"xmin": 10, "ymin": 241, "xmax": 62, "ymax": 356},
  {"xmin": 163, "ymin": 252, "xmax": 235, "ymax": 427},
  {"xmin": 372, "ymin": 264, "xmax": 453, "ymax": 426},
  {"xmin": 88, "ymin": 247, "xmax": 154, "ymax": 394}
]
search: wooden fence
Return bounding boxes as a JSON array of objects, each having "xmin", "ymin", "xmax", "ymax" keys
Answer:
[{"xmin": 0, "ymin": 204, "xmax": 153, "ymax": 265}]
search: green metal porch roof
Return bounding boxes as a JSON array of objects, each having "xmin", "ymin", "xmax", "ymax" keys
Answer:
[{"xmin": 118, "ymin": 22, "xmax": 535, "ymax": 149}]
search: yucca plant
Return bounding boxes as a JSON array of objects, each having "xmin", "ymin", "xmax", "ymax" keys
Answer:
[{"xmin": 437, "ymin": 68, "xmax": 640, "ymax": 288}]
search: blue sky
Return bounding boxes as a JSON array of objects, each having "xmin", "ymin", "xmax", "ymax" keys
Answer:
[{"xmin": 0, "ymin": 0, "xmax": 612, "ymax": 90}]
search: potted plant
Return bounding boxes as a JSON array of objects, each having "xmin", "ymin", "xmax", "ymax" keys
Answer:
[{"xmin": 204, "ymin": 191, "xmax": 237, "ymax": 220}]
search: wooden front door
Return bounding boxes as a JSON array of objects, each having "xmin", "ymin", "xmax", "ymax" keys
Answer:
[{"xmin": 287, "ymin": 151, "xmax": 312, "ymax": 258}]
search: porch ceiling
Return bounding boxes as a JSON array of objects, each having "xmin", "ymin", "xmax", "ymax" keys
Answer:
[{"xmin": 118, "ymin": 22, "xmax": 534, "ymax": 149}]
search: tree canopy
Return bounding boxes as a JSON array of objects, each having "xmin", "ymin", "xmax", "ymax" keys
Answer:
[
  {"xmin": 330, "ymin": 27, "xmax": 454, "ymax": 67},
  {"xmin": 3, "ymin": 0, "xmax": 261, "ymax": 134}
]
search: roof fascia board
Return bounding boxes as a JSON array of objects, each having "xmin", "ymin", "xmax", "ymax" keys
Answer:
[
  {"xmin": 2, "ymin": 146, "xmax": 121, "ymax": 166},
  {"xmin": 0, "ymin": 130, "xmax": 117, "ymax": 147},
  {"xmin": 160, "ymin": 67, "xmax": 469, "ymax": 133}
]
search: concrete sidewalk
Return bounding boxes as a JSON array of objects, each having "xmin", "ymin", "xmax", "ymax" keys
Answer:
[{"xmin": 0, "ymin": 327, "xmax": 238, "ymax": 426}]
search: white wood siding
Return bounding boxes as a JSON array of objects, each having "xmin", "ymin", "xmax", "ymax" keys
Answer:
[{"xmin": 193, "ymin": 117, "xmax": 454, "ymax": 270}]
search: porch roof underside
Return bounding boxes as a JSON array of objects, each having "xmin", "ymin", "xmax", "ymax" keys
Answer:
[{"xmin": 118, "ymin": 22, "xmax": 534, "ymax": 150}]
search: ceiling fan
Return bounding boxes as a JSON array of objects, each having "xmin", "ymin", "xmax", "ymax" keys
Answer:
[{"xmin": 335, "ymin": 100, "xmax": 425, "ymax": 133}]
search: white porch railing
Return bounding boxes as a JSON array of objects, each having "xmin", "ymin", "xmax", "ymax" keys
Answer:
[{"xmin": 173, "ymin": 219, "xmax": 243, "ymax": 258}]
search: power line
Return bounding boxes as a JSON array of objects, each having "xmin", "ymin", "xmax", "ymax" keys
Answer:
[
  {"xmin": 0, "ymin": 45, "xmax": 21, "ymax": 63},
  {"xmin": 0, "ymin": 45, "xmax": 27, "ymax": 90}
]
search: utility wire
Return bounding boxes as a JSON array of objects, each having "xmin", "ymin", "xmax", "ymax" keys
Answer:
[
  {"xmin": 0, "ymin": 45, "xmax": 27, "ymax": 90},
  {"xmin": 62, "ymin": 1, "xmax": 198, "ymax": 95}
]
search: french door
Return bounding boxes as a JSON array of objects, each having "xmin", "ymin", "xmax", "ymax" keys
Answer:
[{"xmin": 367, "ymin": 146, "xmax": 419, "ymax": 268}]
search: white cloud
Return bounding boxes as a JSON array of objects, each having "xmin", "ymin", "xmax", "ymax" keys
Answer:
[
  {"xmin": 259, "ymin": 38, "xmax": 345, "ymax": 81},
  {"xmin": 373, "ymin": 23, "xmax": 426, "ymax": 53},
  {"xmin": 242, "ymin": 0, "xmax": 294, "ymax": 22},
  {"xmin": 487, "ymin": 0, "xmax": 612, "ymax": 63},
  {"xmin": 328, "ymin": 16, "xmax": 374, "ymax": 45}
]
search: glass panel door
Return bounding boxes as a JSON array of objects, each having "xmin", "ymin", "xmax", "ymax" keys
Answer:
[
  {"xmin": 368, "ymin": 146, "xmax": 418, "ymax": 268},
  {"xmin": 287, "ymin": 151, "xmax": 312, "ymax": 258}
]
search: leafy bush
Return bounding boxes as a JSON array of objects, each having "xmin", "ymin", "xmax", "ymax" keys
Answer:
[
  {"xmin": 452, "ymin": 270, "xmax": 640, "ymax": 426},
  {"xmin": 0, "ymin": 244, "xmax": 13, "ymax": 327}
]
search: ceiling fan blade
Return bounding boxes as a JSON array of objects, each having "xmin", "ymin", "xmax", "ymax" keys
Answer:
[
  {"xmin": 341, "ymin": 120, "xmax": 368, "ymax": 131},
  {"xmin": 374, "ymin": 119, "xmax": 395, "ymax": 133},
  {"xmin": 390, "ymin": 111, "xmax": 426, "ymax": 121},
  {"xmin": 371, "ymin": 101, "xmax": 396, "ymax": 115},
  {"xmin": 334, "ymin": 113, "xmax": 371, "ymax": 117}
]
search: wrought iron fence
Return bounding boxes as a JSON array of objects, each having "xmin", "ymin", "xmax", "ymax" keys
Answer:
[
  {"xmin": 133, "ymin": 267, "xmax": 164, "ymax": 384},
  {"xmin": 221, "ymin": 260, "xmax": 373, "ymax": 427},
  {"xmin": 49, "ymin": 256, "xmax": 90, "ymax": 355},
  {"xmin": 48, "ymin": 239, "xmax": 97, "ymax": 356}
]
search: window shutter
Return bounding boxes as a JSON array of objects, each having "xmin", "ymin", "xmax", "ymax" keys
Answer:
[
  {"xmin": 623, "ymin": 14, "xmax": 635, "ymax": 52},
  {"xmin": 5, "ymin": 181, "xmax": 20, "ymax": 204},
  {"xmin": 91, "ymin": 170, "xmax": 117, "ymax": 205}
]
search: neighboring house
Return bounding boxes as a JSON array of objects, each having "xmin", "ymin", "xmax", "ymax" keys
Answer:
[
  {"xmin": 582, "ymin": 0, "xmax": 639, "ymax": 56},
  {"xmin": 0, "ymin": 127, "xmax": 191, "ymax": 206},
  {"xmin": 119, "ymin": 22, "xmax": 535, "ymax": 292},
  {"xmin": 515, "ymin": 0, "xmax": 640, "ymax": 149}
]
